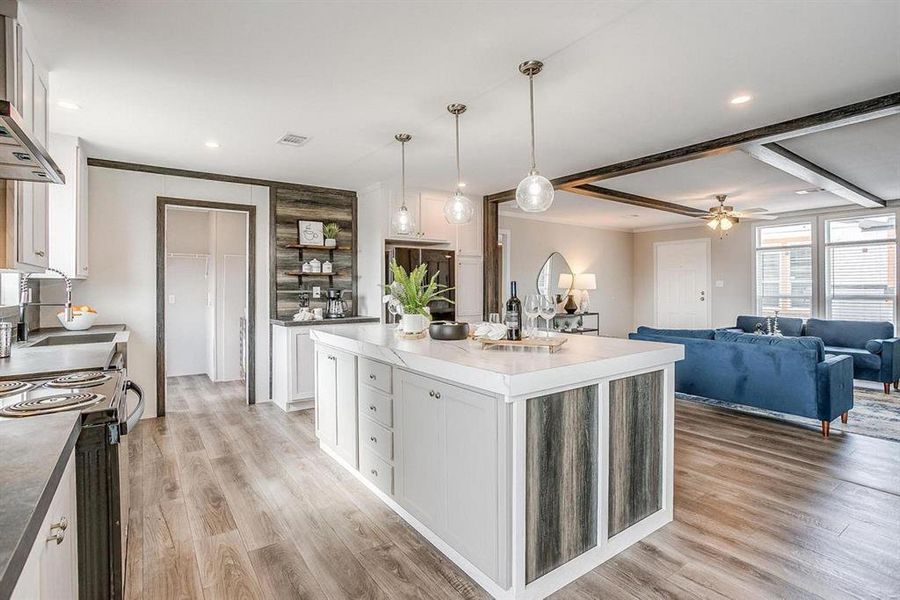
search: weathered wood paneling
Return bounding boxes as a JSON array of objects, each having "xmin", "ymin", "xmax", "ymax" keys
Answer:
[
  {"xmin": 525, "ymin": 385, "xmax": 597, "ymax": 583},
  {"xmin": 272, "ymin": 186, "xmax": 358, "ymax": 320},
  {"xmin": 608, "ymin": 370, "xmax": 663, "ymax": 537}
]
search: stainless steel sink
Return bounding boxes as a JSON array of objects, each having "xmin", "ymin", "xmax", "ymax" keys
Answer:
[{"xmin": 29, "ymin": 333, "xmax": 117, "ymax": 347}]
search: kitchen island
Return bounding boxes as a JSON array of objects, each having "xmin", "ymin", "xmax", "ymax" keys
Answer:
[{"xmin": 310, "ymin": 323, "xmax": 683, "ymax": 599}]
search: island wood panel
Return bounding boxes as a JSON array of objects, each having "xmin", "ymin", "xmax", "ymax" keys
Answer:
[
  {"xmin": 607, "ymin": 370, "xmax": 663, "ymax": 537},
  {"xmin": 525, "ymin": 385, "xmax": 598, "ymax": 583}
]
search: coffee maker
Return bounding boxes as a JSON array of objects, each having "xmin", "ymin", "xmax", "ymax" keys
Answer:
[{"xmin": 325, "ymin": 288, "xmax": 349, "ymax": 319}]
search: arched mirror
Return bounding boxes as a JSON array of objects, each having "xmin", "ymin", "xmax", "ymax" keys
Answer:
[{"xmin": 536, "ymin": 252, "xmax": 573, "ymax": 297}]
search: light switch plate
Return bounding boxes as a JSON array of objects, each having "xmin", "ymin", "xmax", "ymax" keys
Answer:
[
  {"xmin": 168, "ymin": 294, "xmax": 176, "ymax": 304},
  {"xmin": 313, "ymin": 286, "xmax": 321, "ymax": 298},
  {"xmin": 715, "ymin": 280, "xmax": 724, "ymax": 288}
]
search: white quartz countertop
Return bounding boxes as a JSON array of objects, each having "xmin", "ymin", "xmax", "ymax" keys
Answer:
[{"xmin": 310, "ymin": 324, "xmax": 684, "ymax": 398}]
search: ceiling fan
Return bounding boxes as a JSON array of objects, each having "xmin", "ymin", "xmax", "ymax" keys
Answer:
[{"xmin": 703, "ymin": 194, "xmax": 776, "ymax": 233}]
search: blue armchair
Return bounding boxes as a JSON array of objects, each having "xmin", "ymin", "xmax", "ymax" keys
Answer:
[
  {"xmin": 804, "ymin": 319, "xmax": 900, "ymax": 393},
  {"xmin": 630, "ymin": 326, "xmax": 854, "ymax": 437}
]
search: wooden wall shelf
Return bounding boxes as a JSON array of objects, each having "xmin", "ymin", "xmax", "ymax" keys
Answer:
[{"xmin": 284, "ymin": 243, "xmax": 352, "ymax": 251}]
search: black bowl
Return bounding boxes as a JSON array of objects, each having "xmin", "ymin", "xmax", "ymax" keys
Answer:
[{"xmin": 429, "ymin": 321, "xmax": 469, "ymax": 341}]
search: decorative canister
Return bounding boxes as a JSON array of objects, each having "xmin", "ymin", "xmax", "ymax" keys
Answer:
[
  {"xmin": 301, "ymin": 261, "xmax": 311, "ymax": 273},
  {"xmin": 322, "ymin": 260, "xmax": 333, "ymax": 274},
  {"xmin": 309, "ymin": 258, "xmax": 322, "ymax": 273}
]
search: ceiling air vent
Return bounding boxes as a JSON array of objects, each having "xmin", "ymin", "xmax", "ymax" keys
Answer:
[{"xmin": 277, "ymin": 133, "xmax": 310, "ymax": 147}]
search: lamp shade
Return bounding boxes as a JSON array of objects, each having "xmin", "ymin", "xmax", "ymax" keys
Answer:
[
  {"xmin": 573, "ymin": 273, "xmax": 596, "ymax": 290},
  {"xmin": 557, "ymin": 273, "xmax": 574, "ymax": 291}
]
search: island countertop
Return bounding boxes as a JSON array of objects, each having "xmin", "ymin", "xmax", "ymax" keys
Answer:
[{"xmin": 310, "ymin": 323, "xmax": 683, "ymax": 397}]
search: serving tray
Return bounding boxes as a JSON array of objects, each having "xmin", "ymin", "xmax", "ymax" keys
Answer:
[{"xmin": 477, "ymin": 335, "xmax": 567, "ymax": 353}]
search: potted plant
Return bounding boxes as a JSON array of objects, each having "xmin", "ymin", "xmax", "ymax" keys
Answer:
[
  {"xmin": 323, "ymin": 222, "xmax": 341, "ymax": 247},
  {"xmin": 383, "ymin": 259, "xmax": 454, "ymax": 334}
]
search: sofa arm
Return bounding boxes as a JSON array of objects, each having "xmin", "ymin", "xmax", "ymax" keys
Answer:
[
  {"xmin": 816, "ymin": 354, "xmax": 854, "ymax": 421},
  {"xmin": 879, "ymin": 337, "xmax": 900, "ymax": 383}
]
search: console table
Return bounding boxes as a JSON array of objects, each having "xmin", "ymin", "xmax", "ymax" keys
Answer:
[{"xmin": 553, "ymin": 312, "xmax": 600, "ymax": 336}]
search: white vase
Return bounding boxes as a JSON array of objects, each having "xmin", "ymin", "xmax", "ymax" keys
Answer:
[
  {"xmin": 324, "ymin": 238, "xmax": 337, "ymax": 248},
  {"xmin": 400, "ymin": 313, "xmax": 429, "ymax": 334}
]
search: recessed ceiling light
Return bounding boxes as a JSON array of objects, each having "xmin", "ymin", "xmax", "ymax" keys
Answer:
[
  {"xmin": 729, "ymin": 94, "xmax": 753, "ymax": 105},
  {"xmin": 204, "ymin": 141, "xmax": 220, "ymax": 149},
  {"xmin": 458, "ymin": 182, "xmax": 466, "ymax": 188},
  {"xmin": 56, "ymin": 100, "xmax": 80, "ymax": 110}
]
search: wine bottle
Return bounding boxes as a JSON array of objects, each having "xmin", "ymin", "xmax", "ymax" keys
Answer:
[{"xmin": 505, "ymin": 281, "xmax": 522, "ymax": 341}]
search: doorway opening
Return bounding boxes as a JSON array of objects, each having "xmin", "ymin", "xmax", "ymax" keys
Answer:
[{"xmin": 157, "ymin": 198, "xmax": 256, "ymax": 416}]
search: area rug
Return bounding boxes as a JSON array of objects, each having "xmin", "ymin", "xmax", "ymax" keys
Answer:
[{"xmin": 677, "ymin": 387, "xmax": 900, "ymax": 442}]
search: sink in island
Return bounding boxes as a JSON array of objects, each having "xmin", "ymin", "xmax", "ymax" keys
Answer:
[{"xmin": 309, "ymin": 323, "xmax": 684, "ymax": 599}]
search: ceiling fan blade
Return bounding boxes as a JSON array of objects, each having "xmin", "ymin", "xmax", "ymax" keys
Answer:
[
  {"xmin": 739, "ymin": 207, "xmax": 769, "ymax": 214},
  {"xmin": 735, "ymin": 213, "xmax": 777, "ymax": 220}
]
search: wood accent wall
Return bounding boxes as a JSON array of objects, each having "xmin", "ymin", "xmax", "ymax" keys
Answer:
[
  {"xmin": 525, "ymin": 385, "xmax": 598, "ymax": 583},
  {"xmin": 271, "ymin": 186, "xmax": 358, "ymax": 320},
  {"xmin": 608, "ymin": 370, "xmax": 663, "ymax": 537}
]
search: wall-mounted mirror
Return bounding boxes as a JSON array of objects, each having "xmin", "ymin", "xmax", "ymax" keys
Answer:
[{"xmin": 536, "ymin": 252, "xmax": 572, "ymax": 297}]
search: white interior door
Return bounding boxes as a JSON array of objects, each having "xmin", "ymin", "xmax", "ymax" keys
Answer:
[
  {"xmin": 218, "ymin": 254, "xmax": 247, "ymax": 381},
  {"xmin": 655, "ymin": 239, "xmax": 710, "ymax": 328},
  {"xmin": 165, "ymin": 256, "xmax": 209, "ymax": 376}
]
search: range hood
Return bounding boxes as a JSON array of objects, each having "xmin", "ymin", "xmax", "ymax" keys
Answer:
[{"xmin": 0, "ymin": 100, "xmax": 64, "ymax": 184}]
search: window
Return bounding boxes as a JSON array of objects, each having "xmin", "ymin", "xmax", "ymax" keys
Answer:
[
  {"xmin": 755, "ymin": 222, "xmax": 813, "ymax": 318},
  {"xmin": 825, "ymin": 215, "xmax": 896, "ymax": 323}
]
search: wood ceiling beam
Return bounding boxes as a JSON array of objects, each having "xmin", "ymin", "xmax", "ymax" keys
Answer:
[
  {"xmin": 484, "ymin": 91, "xmax": 900, "ymax": 203},
  {"xmin": 743, "ymin": 143, "xmax": 885, "ymax": 208},
  {"xmin": 568, "ymin": 184, "xmax": 710, "ymax": 218}
]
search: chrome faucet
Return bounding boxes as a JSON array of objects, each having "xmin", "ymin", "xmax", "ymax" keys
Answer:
[{"xmin": 17, "ymin": 269, "xmax": 74, "ymax": 342}]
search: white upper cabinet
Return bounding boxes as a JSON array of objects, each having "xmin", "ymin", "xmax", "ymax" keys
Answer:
[
  {"xmin": 419, "ymin": 193, "xmax": 457, "ymax": 243},
  {"xmin": 47, "ymin": 134, "xmax": 89, "ymax": 278}
]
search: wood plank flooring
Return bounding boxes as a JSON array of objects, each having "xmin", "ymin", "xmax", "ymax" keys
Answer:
[{"xmin": 125, "ymin": 375, "xmax": 900, "ymax": 600}]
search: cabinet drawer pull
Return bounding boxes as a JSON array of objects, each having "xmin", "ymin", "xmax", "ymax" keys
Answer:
[
  {"xmin": 429, "ymin": 390, "xmax": 435, "ymax": 397},
  {"xmin": 35, "ymin": 250, "xmax": 45, "ymax": 257},
  {"xmin": 47, "ymin": 517, "xmax": 68, "ymax": 545},
  {"xmin": 370, "ymin": 469, "xmax": 378, "ymax": 476},
  {"xmin": 369, "ymin": 374, "xmax": 376, "ymax": 380},
  {"xmin": 435, "ymin": 392, "xmax": 441, "ymax": 399},
  {"xmin": 369, "ymin": 405, "xmax": 377, "ymax": 412},
  {"xmin": 369, "ymin": 436, "xmax": 377, "ymax": 443}
]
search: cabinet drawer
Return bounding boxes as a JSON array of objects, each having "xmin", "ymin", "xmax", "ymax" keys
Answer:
[
  {"xmin": 359, "ymin": 385, "xmax": 393, "ymax": 428},
  {"xmin": 359, "ymin": 357, "xmax": 392, "ymax": 394},
  {"xmin": 360, "ymin": 449, "xmax": 393, "ymax": 496},
  {"xmin": 359, "ymin": 416, "xmax": 393, "ymax": 461}
]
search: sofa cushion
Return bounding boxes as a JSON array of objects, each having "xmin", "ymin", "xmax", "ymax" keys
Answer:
[
  {"xmin": 865, "ymin": 339, "xmax": 883, "ymax": 355},
  {"xmin": 635, "ymin": 326, "xmax": 715, "ymax": 340},
  {"xmin": 735, "ymin": 315, "xmax": 804, "ymax": 337},
  {"xmin": 714, "ymin": 330, "xmax": 826, "ymax": 362},
  {"xmin": 825, "ymin": 346, "xmax": 882, "ymax": 372},
  {"xmin": 804, "ymin": 318, "xmax": 894, "ymax": 349}
]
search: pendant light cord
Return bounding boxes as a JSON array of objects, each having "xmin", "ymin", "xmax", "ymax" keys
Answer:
[
  {"xmin": 400, "ymin": 140, "xmax": 407, "ymax": 209},
  {"xmin": 455, "ymin": 113, "xmax": 462, "ymax": 189},
  {"xmin": 529, "ymin": 74, "xmax": 536, "ymax": 171}
]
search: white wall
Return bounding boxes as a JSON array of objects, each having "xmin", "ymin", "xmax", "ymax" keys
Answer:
[
  {"xmin": 42, "ymin": 167, "xmax": 271, "ymax": 418},
  {"xmin": 498, "ymin": 215, "xmax": 634, "ymax": 338},
  {"xmin": 356, "ymin": 182, "xmax": 389, "ymax": 320},
  {"xmin": 164, "ymin": 208, "xmax": 212, "ymax": 377}
]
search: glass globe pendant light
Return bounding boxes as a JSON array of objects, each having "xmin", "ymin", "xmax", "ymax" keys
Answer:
[
  {"xmin": 391, "ymin": 133, "xmax": 416, "ymax": 236},
  {"xmin": 515, "ymin": 60, "xmax": 554, "ymax": 213},
  {"xmin": 443, "ymin": 103, "xmax": 474, "ymax": 225}
]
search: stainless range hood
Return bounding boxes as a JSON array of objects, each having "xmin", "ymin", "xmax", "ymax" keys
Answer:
[{"xmin": 0, "ymin": 100, "xmax": 64, "ymax": 184}]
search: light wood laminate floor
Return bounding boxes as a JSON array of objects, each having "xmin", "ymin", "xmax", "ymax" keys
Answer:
[{"xmin": 124, "ymin": 375, "xmax": 900, "ymax": 600}]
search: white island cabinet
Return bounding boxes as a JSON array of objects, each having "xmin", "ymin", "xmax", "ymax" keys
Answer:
[{"xmin": 311, "ymin": 323, "xmax": 683, "ymax": 599}]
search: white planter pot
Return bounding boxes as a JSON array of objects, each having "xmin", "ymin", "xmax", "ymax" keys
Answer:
[
  {"xmin": 324, "ymin": 238, "xmax": 337, "ymax": 248},
  {"xmin": 400, "ymin": 313, "xmax": 429, "ymax": 334}
]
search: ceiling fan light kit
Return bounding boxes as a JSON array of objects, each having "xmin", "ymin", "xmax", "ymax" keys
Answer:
[
  {"xmin": 443, "ymin": 103, "xmax": 475, "ymax": 225},
  {"xmin": 515, "ymin": 60, "xmax": 555, "ymax": 213},
  {"xmin": 391, "ymin": 133, "xmax": 416, "ymax": 236}
]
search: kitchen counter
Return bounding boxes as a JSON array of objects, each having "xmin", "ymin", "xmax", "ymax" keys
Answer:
[
  {"xmin": 0, "ymin": 412, "xmax": 81, "ymax": 598},
  {"xmin": 0, "ymin": 325, "xmax": 129, "ymax": 381},
  {"xmin": 270, "ymin": 316, "xmax": 380, "ymax": 327},
  {"xmin": 310, "ymin": 324, "xmax": 683, "ymax": 598}
]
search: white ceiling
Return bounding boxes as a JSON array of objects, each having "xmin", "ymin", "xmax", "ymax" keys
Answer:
[{"xmin": 22, "ymin": 0, "xmax": 900, "ymax": 222}]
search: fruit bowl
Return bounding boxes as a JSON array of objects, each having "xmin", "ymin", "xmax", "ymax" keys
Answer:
[{"xmin": 58, "ymin": 309, "xmax": 98, "ymax": 331}]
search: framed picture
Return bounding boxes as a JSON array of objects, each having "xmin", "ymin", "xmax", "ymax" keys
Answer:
[{"xmin": 298, "ymin": 220, "xmax": 324, "ymax": 246}]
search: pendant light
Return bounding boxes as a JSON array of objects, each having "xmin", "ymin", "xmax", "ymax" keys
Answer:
[
  {"xmin": 391, "ymin": 133, "xmax": 416, "ymax": 235},
  {"xmin": 443, "ymin": 103, "xmax": 474, "ymax": 225},
  {"xmin": 515, "ymin": 60, "xmax": 554, "ymax": 213}
]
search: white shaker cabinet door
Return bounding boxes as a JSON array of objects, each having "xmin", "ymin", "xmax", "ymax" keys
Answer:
[
  {"xmin": 455, "ymin": 256, "xmax": 483, "ymax": 321},
  {"xmin": 293, "ymin": 330, "xmax": 315, "ymax": 401},
  {"xmin": 315, "ymin": 348, "xmax": 338, "ymax": 447},
  {"xmin": 334, "ymin": 349, "xmax": 358, "ymax": 467}
]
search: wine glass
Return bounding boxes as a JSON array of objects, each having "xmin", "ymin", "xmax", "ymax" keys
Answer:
[
  {"xmin": 539, "ymin": 295, "xmax": 557, "ymax": 337},
  {"xmin": 524, "ymin": 295, "xmax": 540, "ymax": 338}
]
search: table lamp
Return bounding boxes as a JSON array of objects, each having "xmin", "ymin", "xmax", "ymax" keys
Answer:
[{"xmin": 573, "ymin": 273, "xmax": 596, "ymax": 313}]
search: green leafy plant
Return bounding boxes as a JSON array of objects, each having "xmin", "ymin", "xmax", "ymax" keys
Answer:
[
  {"xmin": 323, "ymin": 222, "xmax": 341, "ymax": 239},
  {"xmin": 383, "ymin": 259, "xmax": 454, "ymax": 317}
]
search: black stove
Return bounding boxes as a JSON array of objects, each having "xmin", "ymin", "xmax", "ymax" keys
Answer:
[{"xmin": 0, "ymin": 370, "xmax": 123, "ymax": 423}]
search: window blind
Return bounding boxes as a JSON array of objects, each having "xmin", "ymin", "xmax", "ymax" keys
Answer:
[{"xmin": 755, "ymin": 223, "xmax": 813, "ymax": 318}]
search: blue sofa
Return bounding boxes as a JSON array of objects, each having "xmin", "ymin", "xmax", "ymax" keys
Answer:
[
  {"xmin": 804, "ymin": 319, "xmax": 900, "ymax": 394},
  {"xmin": 629, "ymin": 326, "xmax": 854, "ymax": 437}
]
